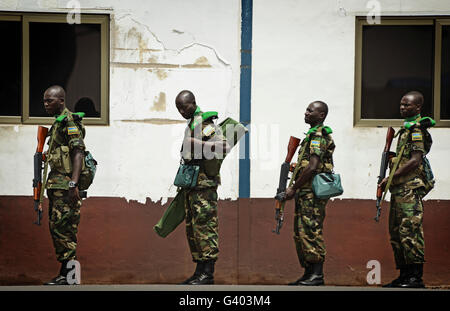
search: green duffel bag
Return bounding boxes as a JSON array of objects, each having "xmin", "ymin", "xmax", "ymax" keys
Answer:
[
  {"xmin": 153, "ymin": 190, "xmax": 186, "ymax": 238},
  {"xmin": 218, "ymin": 117, "xmax": 248, "ymax": 151},
  {"xmin": 312, "ymin": 172, "xmax": 344, "ymax": 199},
  {"xmin": 154, "ymin": 117, "xmax": 248, "ymax": 238}
]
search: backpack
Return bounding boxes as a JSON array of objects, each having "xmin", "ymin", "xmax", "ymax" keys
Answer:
[
  {"xmin": 78, "ymin": 150, "xmax": 98, "ymax": 191},
  {"xmin": 65, "ymin": 112, "xmax": 98, "ymax": 191}
]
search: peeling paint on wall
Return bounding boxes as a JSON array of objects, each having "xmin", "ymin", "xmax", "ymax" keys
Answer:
[
  {"xmin": 181, "ymin": 56, "xmax": 212, "ymax": 68},
  {"xmin": 126, "ymin": 27, "xmax": 149, "ymax": 63},
  {"xmin": 0, "ymin": 4, "xmax": 240, "ymax": 204},
  {"xmin": 155, "ymin": 69, "xmax": 168, "ymax": 80},
  {"xmin": 111, "ymin": 15, "xmax": 231, "ymax": 69},
  {"xmin": 151, "ymin": 92, "xmax": 166, "ymax": 112}
]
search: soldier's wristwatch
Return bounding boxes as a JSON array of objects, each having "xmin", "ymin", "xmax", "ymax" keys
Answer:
[{"xmin": 68, "ymin": 181, "xmax": 78, "ymax": 188}]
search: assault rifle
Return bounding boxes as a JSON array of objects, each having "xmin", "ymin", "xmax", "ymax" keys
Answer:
[
  {"xmin": 273, "ymin": 136, "xmax": 300, "ymax": 234},
  {"xmin": 375, "ymin": 127, "xmax": 395, "ymax": 222},
  {"xmin": 33, "ymin": 126, "xmax": 87, "ymax": 226},
  {"xmin": 33, "ymin": 126, "xmax": 49, "ymax": 225}
]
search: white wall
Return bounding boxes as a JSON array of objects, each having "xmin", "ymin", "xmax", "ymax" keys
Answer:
[
  {"xmin": 1, "ymin": 0, "xmax": 449, "ymax": 202},
  {"xmin": 251, "ymin": 0, "xmax": 450, "ymax": 200},
  {"xmin": 0, "ymin": 0, "xmax": 241, "ymax": 203}
]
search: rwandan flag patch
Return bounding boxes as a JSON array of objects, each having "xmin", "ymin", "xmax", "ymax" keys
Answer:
[
  {"xmin": 310, "ymin": 140, "xmax": 321, "ymax": 148},
  {"xmin": 202, "ymin": 125, "xmax": 216, "ymax": 137},
  {"xmin": 411, "ymin": 132, "xmax": 422, "ymax": 141},
  {"xmin": 67, "ymin": 126, "xmax": 79, "ymax": 135}
]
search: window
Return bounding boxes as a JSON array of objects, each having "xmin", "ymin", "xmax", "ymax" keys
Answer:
[
  {"xmin": 355, "ymin": 18, "xmax": 450, "ymax": 127},
  {"xmin": 0, "ymin": 16, "xmax": 21, "ymax": 118},
  {"xmin": 0, "ymin": 13, "xmax": 109, "ymax": 125}
]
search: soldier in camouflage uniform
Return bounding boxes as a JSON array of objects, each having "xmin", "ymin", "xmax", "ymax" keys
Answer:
[
  {"xmin": 42, "ymin": 85, "xmax": 86, "ymax": 285},
  {"xmin": 284, "ymin": 101, "xmax": 335, "ymax": 286},
  {"xmin": 175, "ymin": 90, "xmax": 230, "ymax": 285},
  {"xmin": 379, "ymin": 91, "xmax": 434, "ymax": 288}
]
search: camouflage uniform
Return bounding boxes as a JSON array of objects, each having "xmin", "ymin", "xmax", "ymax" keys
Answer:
[
  {"xmin": 46, "ymin": 107, "xmax": 85, "ymax": 263},
  {"xmin": 181, "ymin": 110, "xmax": 226, "ymax": 263},
  {"xmin": 293, "ymin": 125, "xmax": 335, "ymax": 268},
  {"xmin": 388, "ymin": 116, "xmax": 432, "ymax": 268}
]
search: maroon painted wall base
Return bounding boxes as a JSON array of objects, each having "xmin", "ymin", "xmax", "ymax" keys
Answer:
[{"xmin": 0, "ymin": 196, "xmax": 449, "ymax": 286}]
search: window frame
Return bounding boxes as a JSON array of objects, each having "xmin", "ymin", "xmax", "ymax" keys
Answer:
[
  {"xmin": 0, "ymin": 12, "xmax": 109, "ymax": 126},
  {"xmin": 0, "ymin": 14, "xmax": 21, "ymax": 124},
  {"xmin": 354, "ymin": 17, "xmax": 450, "ymax": 128}
]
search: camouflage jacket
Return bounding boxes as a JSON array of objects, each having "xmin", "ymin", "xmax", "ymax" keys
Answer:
[
  {"xmin": 46, "ymin": 108, "xmax": 86, "ymax": 190},
  {"xmin": 390, "ymin": 115, "xmax": 431, "ymax": 193},
  {"xmin": 294, "ymin": 124, "xmax": 335, "ymax": 192},
  {"xmin": 181, "ymin": 110, "xmax": 226, "ymax": 190}
]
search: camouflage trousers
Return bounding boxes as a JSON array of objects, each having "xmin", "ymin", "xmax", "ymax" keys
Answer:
[
  {"xmin": 293, "ymin": 190, "xmax": 328, "ymax": 268},
  {"xmin": 47, "ymin": 189, "xmax": 81, "ymax": 263},
  {"xmin": 389, "ymin": 187, "xmax": 425, "ymax": 268},
  {"xmin": 184, "ymin": 187, "xmax": 219, "ymax": 262}
]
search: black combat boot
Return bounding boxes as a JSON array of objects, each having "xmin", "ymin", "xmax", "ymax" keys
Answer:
[
  {"xmin": 399, "ymin": 264, "xmax": 425, "ymax": 288},
  {"xmin": 382, "ymin": 265, "xmax": 408, "ymax": 288},
  {"xmin": 44, "ymin": 260, "xmax": 70, "ymax": 285},
  {"xmin": 179, "ymin": 261, "xmax": 205, "ymax": 285},
  {"xmin": 298, "ymin": 262, "xmax": 324, "ymax": 286},
  {"xmin": 288, "ymin": 265, "xmax": 313, "ymax": 285},
  {"xmin": 188, "ymin": 260, "xmax": 215, "ymax": 285}
]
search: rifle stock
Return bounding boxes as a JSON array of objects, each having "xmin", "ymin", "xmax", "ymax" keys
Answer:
[
  {"xmin": 33, "ymin": 126, "xmax": 49, "ymax": 225},
  {"xmin": 375, "ymin": 127, "xmax": 395, "ymax": 222},
  {"xmin": 273, "ymin": 136, "xmax": 300, "ymax": 234}
]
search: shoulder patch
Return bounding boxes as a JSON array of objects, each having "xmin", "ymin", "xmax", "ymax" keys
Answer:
[
  {"xmin": 411, "ymin": 132, "xmax": 423, "ymax": 141},
  {"xmin": 310, "ymin": 139, "xmax": 321, "ymax": 148},
  {"xmin": 67, "ymin": 126, "xmax": 80, "ymax": 136},
  {"xmin": 202, "ymin": 124, "xmax": 216, "ymax": 137}
]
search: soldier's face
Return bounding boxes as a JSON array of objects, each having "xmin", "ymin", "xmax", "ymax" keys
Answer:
[
  {"xmin": 176, "ymin": 101, "xmax": 196, "ymax": 119},
  {"xmin": 304, "ymin": 103, "xmax": 322, "ymax": 125},
  {"xmin": 400, "ymin": 96, "xmax": 420, "ymax": 118},
  {"xmin": 43, "ymin": 91, "xmax": 64, "ymax": 116}
]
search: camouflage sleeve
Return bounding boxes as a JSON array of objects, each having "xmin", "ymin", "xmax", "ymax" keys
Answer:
[
  {"xmin": 409, "ymin": 127, "xmax": 425, "ymax": 154},
  {"xmin": 65, "ymin": 120, "xmax": 86, "ymax": 151},
  {"xmin": 308, "ymin": 134, "xmax": 327, "ymax": 160}
]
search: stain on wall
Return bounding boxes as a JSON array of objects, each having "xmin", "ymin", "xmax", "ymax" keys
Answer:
[
  {"xmin": 151, "ymin": 92, "xmax": 166, "ymax": 112},
  {"xmin": 155, "ymin": 69, "xmax": 168, "ymax": 80}
]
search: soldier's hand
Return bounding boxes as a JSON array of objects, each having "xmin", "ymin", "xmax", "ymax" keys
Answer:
[
  {"xmin": 378, "ymin": 178, "xmax": 388, "ymax": 191},
  {"xmin": 284, "ymin": 186, "xmax": 296, "ymax": 201},
  {"xmin": 68, "ymin": 187, "xmax": 81, "ymax": 204}
]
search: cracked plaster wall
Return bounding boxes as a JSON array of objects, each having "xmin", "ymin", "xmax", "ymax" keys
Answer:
[
  {"xmin": 0, "ymin": 0, "xmax": 241, "ymax": 203},
  {"xmin": 4, "ymin": 1, "xmax": 449, "ymax": 201}
]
